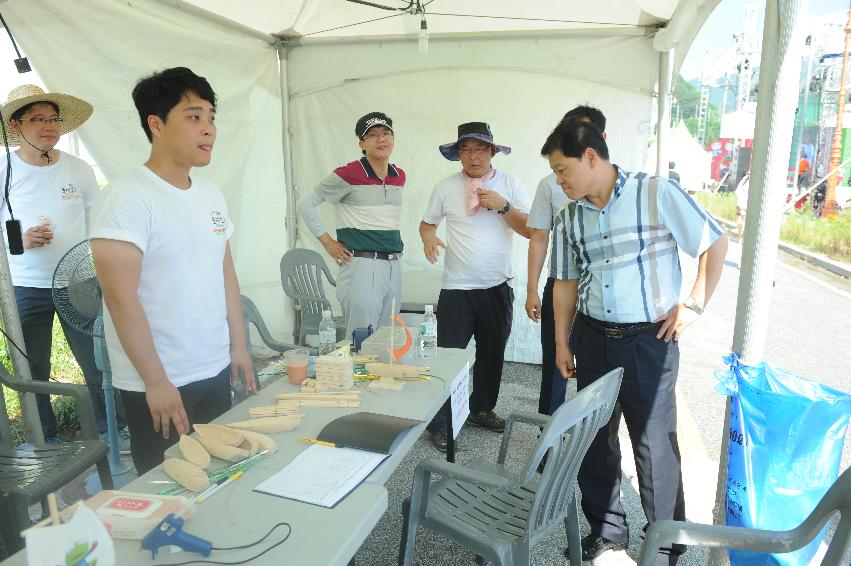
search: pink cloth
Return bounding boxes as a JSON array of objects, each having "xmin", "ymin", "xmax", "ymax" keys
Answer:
[{"xmin": 462, "ymin": 168, "xmax": 496, "ymax": 215}]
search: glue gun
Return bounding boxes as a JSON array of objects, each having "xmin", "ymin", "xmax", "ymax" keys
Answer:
[{"xmin": 141, "ymin": 514, "xmax": 212, "ymax": 559}]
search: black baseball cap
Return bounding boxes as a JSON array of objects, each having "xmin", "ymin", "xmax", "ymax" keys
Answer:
[{"xmin": 356, "ymin": 112, "xmax": 394, "ymax": 139}]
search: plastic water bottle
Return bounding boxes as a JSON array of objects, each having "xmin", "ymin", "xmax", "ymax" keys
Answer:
[
  {"xmin": 419, "ymin": 305, "xmax": 437, "ymax": 359},
  {"xmin": 319, "ymin": 310, "xmax": 336, "ymax": 355}
]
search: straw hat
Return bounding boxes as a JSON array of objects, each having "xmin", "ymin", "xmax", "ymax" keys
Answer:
[{"xmin": 0, "ymin": 84, "xmax": 93, "ymax": 147}]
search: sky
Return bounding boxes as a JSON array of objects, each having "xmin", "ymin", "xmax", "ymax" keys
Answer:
[{"xmin": 680, "ymin": 0, "xmax": 850, "ymax": 81}]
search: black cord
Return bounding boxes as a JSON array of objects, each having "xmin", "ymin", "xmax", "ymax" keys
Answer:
[
  {"xmin": 301, "ymin": 12, "xmax": 405, "ymax": 37},
  {"xmin": 346, "ymin": 0, "xmax": 413, "ymax": 11},
  {"xmin": 0, "ymin": 324, "xmax": 30, "ymax": 362},
  {"xmin": 156, "ymin": 522, "xmax": 292, "ymax": 566},
  {"xmin": 0, "ymin": 106, "xmax": 14, "ymax": 220},
  {"xmin": 0, "ymin": 12, "xmax": 25, "ymax": 59}
]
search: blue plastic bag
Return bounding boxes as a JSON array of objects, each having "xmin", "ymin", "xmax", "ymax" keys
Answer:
[{"xmin": 717, "ymin": 354, "xmax": 851, "ymax": 565}]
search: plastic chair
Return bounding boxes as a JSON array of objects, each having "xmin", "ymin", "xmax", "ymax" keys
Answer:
[
  {"xmin": 239, "ymin": 295, "xmax": 315, "ymax": 399},
  {"xmin": 0, "ymin": 364, "xmax": 112, "ymax": 554},
  {"xmin": 279, "ymin": 249, "xmax": 346, "ymax": 345},
  {"xmin": 399, "ymin": 368, "xmax": 624, "ymax": 566},
  {"xmin": 638, "ymin": 466, "xmax": 851, "ymax": 566}
]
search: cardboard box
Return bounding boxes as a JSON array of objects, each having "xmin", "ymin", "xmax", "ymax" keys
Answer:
[{"xmin": 83, "ymin": 490, "xmax": 193, "ymax": 540}]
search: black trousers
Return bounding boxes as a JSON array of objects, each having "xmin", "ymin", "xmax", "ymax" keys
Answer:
[
  {"xmin": 573, "ymin": 313, "xmax": 686, "ymax": 566},
  {"xmin": 426, "ymin": 282, "xmax": 514, "ymax": 432},
  {"xmin": 14, "ymin": 286, "xmax": 127, "ymax": 437},
  {"xmin": 537, "ymin": 278, "xmax": 567, "ymax": 415},
  {"xmin": 120, "ymin": 365, "xmax": 232, "ymax": 474}
]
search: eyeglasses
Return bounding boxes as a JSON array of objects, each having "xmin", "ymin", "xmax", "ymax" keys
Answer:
[
  {"xmin": 459, "ymin": 146, "xmax": 492, "ymax": 156},
  {"xmin": 364, "ymin": 129, "xmax": 393, "ymax": 141},
  {"xmin": 20, "ymin": 116, "xmax": 64, "ymax": 125}
]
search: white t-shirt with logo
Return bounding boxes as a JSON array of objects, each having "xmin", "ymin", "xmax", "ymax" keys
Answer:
[
  {"xmin": 90, "ymin": 166, "xmax": 234, "ymax": 392},
  {"xmin": 423, "ymin": 169, "xmax": 530, "ymax": 290},
  {"xmin": 0, "ymin": 151, "xmax": 97, "ymax": 287}
]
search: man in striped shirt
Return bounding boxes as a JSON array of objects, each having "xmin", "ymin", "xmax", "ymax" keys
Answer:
[
  {"xmin": 543, "ymin": 118, "xmax": 728, "ymax": 564},
  {"xmin": 297, "ymin": 112, "xmax": 406, "ymax": 337}
]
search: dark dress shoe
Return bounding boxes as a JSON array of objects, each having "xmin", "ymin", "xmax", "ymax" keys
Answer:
[{"xmin": 563, "ymin": 534, "xmax": 627, "ymax": 561}]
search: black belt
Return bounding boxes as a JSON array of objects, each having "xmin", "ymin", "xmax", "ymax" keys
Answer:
[
  {"xmin": 351, "ymin": 250, "xmax": 402, "ymax": 261},
  {"xmin": 578, "ymin": 312, "xmax": 661, "ymax": 339}
]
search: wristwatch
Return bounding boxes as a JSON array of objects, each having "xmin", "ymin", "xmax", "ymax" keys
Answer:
[
  {"xmin": 683, "ymin": 296, "xmax": 704, "ymax": 315},
  {"xmin": 497, "ymin": 201, "xmax": 512, "ymax": 214}
]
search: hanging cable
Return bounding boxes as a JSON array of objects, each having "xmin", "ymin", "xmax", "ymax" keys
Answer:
[
  {"xmin": 346, "ymin": 0, "xmax": 413, "ymax": 12},
  {"xmin": 300, "ymin": 12, "xmax": 406, "ymax": 37},
  {"xmin": 0, "ymin": 11, "xmax": 31, "ymax": 72}
]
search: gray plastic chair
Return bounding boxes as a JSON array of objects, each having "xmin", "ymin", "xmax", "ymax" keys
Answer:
[
  {"xmin": 0, "ymin": 364, "xmax": 112, "ymax": 554},
  {"xmin": 399, "ymin": 368, "xmax": 624, "ymax": 566},
  {"xmin": 279, "ymin": 248, "xmax": 347, "ymax": 345},
  {"xmin": 239, "ymin": 295, "xmax": 315, "ymax": 399},
  {"xmin": 638, "ymin": 466, "xmax": 851, "ymax": 566}
]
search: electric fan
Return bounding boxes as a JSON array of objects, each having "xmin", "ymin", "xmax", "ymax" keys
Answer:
[{"xmin": 52, "ymin": 239, "xmax": 130, "ymax": 475}]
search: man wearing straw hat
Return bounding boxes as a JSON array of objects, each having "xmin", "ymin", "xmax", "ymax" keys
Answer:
[
  {"xmin": 0, "ymin": 84, "xmax": 130, "ymax": 451},
  {"xmin": 420, "ymin": 122, "xmax": 531, "ymax": 451}
]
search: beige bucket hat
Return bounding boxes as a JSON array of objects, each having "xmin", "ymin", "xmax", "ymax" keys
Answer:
[{"xmin": 1, "ymin": 84, "xmax": 93, "ymax": 146}]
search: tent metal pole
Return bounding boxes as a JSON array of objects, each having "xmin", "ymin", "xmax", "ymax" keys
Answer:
[
  {"xmin": 707, "ymin": 3, "xmax": 807, "ymax": 565},
  {"xmin": 0, "ymin": 227, "xmax": 44, "ymax": 446},
  {"xmin": 277, "ymin": 41, "xmax": 298, "ymax": 250},
  {"xmin": 656, "ymin": 48, "xmax": 675, "ymax": 177}
]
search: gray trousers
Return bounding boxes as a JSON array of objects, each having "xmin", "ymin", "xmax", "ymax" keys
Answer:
[{"xmin": 336, "ymin": 256, "xmax": 402, "ymax": 337}]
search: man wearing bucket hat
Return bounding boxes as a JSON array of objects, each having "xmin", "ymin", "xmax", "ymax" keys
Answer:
[
  {"xmin": 0, "ymin": 84, "xmax": 130, "ymax": 451},
  {"xmin": 297, "ymin": 111, "xmax": 406, "ymax": 339},
  {"xmin": 420, "ymin": 122, "xmax": 531, "ymax": 451}
]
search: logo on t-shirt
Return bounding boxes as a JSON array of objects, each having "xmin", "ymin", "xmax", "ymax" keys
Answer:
[
  {"xmin": 60, "ymin": 182, "xmax": 82, "ymax": 200},
  {"xmin": 210, "ymin": 210, "xmax": 227, "ymax": 235}
]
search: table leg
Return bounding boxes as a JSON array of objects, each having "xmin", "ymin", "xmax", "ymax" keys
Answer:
[{"xmin": 446, "ymin": 404, "xmax": 455, "ymax": 463}]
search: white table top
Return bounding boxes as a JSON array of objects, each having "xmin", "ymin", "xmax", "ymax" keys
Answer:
[{"xmin": 3, "ymin": 347, "xmax": 471, "ymax": 566}]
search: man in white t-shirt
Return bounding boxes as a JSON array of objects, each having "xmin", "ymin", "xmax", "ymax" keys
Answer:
[
  {"xmin": 525, "ymin": 106, "xmax": 606, "ymax": 418},
  {"xmin": 90, "ymin": 67, "xmax": 256, "ymax": 474},
  {"xmin": 0, "ymin": 84, "xmax": 130, "ymax": 451},
  {"xmin": 420, "ymin": 122, "xmax": 531, "ymax": 450}
]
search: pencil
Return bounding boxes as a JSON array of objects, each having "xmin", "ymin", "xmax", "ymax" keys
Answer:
[
  {"xmin": 298, "ymin": 436, "xmax": 336, "ymax": 448},
  {"xmin": 195, "ymin": 471, "xmax": 244, "ymax": 505}
]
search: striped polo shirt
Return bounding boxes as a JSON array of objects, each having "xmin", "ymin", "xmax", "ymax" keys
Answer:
[
  {"xmin": 551, "ymin": 166, "xmax": 723, "ymax": 323},
  {"xmin": 314, "ymin": 157, "xmax": 406, "ymax": 253}
]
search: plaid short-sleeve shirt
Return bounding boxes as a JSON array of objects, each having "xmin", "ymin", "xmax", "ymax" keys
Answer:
[{"xmin": 551, "ymin": 166, "xmax": 723, "ymax": 323}]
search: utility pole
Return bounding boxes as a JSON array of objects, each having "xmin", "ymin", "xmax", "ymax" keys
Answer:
[
  {"xmin": 822, "ymin": 6, "xmax": 851, "ymax": 218},
  {"xmin": 793, "ymin": 35, "xmax": 815, "ymax": 191}
]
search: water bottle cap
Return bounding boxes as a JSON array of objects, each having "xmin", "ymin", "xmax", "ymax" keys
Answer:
[{"xmin": 425, "ymin": 305, "xmax": 434, "ymax": 313}]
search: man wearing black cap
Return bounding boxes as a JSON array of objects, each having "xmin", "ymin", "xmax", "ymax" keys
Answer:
[
  {"xmin": 297, "ymin": 112, "xmax": 406, "ymax": 338},
  {"xmin": 420, "ymin": 122, "xmax": 531, "ymax": 450}
]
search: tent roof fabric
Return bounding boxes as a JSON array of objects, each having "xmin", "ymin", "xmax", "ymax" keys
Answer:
[{"xmin": 176, "ymin": 0, "xmax": 679, "ymax": 38}]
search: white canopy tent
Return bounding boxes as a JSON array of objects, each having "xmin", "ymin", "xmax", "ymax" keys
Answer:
[
  {"xmin": 645, "ymin": 120, "xmax": 713, "ymax": 192},
  {"xmin": 0, "ymin": 0, "xmax": 719, "ymax": 363}
]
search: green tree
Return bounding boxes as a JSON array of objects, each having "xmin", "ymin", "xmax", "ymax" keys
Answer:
[{"xmin": 675, "ymin": 76, "xmax": 720, "ymax": 145}]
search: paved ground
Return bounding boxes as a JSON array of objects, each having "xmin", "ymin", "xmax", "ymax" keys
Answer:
[{"xmin": 3, "ymin": 237, "xmax": 849, "ymax": 564}]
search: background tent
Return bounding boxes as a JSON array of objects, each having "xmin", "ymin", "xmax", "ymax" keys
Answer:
[
  {"xmin": 645, "ymin": 120, "xmax": 713, "ymax": 192},
  {"xmin": 0, "ymin": 0, "xmax": 718, "ymax": 363}
]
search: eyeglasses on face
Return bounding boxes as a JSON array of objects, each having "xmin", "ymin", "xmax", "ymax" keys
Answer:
[
  {"xmin": 459, "ymin": 145, "xmax": 491, "ymax": 156},
  {"xmin": 364, "ymin": 129, "xmax": 393, "ymax": 141},
  {"xmin": 20, "ymin": 116, "xmax": 64, "ymax": 125}
]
